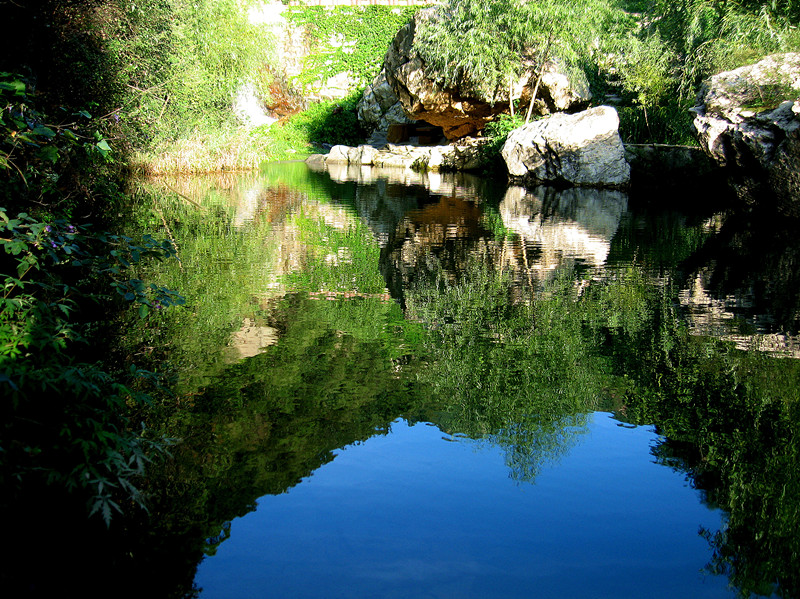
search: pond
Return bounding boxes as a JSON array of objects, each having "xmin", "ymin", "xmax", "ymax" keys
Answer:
[{"xmin": 72, "ymin": 162, "xmax": 800, "ymax": 597}]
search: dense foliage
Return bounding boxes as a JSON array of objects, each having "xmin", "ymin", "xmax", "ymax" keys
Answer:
[
  {"xmin": 414, "ymin": 0, "xmax": 800, "ymax": 144},
  {"xmin": 2, "ymin": 1, "xmax": 273, "ymax": 154},
  {"xmin": 415, "ymin": 0, "xmax": 635, "ymax": 105},
  {"xmin": 285, "ymin": 5, "xmax": 419, "ymax": 92},
  {"xmin": 0, "ymin": 7, "xmax": 194, "ymax": 524}
]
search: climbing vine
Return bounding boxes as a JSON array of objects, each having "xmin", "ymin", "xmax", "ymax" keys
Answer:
[{"xmin": 285, "ymin": 5, "xmax": 418, "ymax": 90}]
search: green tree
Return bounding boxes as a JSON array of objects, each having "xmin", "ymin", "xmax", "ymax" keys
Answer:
[
  {"xmin": 414, "ymin": 0, "xmax": 637, "ymax": 112},
  {"xmin": 414, "ymin": 0, "xmax": 529, "ymax": 103},
  {"xmin": 641, "ymin": 0, "xmax": 800, "ymax": 99},
  {"xmin": 614, "ymin": 34, "xmax": 677, "ymax": 137}
]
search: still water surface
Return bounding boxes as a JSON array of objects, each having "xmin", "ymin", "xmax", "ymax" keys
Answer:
[
  {"xmin": 130, "ymin": 162, "xmax": 799, "ymax": 598},
  {"xmin": 197, "ymin": 416, "xmax": 728, "ymax": 599}
]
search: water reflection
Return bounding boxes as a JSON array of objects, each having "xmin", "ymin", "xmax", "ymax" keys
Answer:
[
  {"xmin": 84, "ymin": 164, "xmax": 800, "ymax": 598},
  {"xmin": 500, "ymin": 185, "xmax": 628, "ymax": 269},
  {"xmin": 195, "ymin": 416, "xmax": 731, "ymax": 599},
  {"xmin": 675, "ymin": 207, "xmax": 800, "ymax": 355}
]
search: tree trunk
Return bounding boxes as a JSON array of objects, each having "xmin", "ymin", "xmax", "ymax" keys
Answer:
[
  {"xmin": 525, "ymin": 28, "xmax": 555, "ymax": 124},
  {"xmin": 509, "ymin": 74, "xmax": 515, "ymax": 118}
]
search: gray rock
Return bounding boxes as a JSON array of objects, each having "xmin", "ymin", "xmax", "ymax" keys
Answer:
[
  {"xmin": 306, "ymin": 141, "xmax": 485, "ymax": 172},
  {"xmin": 357, "ymin": 70, "xmax": 414, "ymax": 134},
  {"xmin": 696, "ymin": 53, "xmax": 800, "ymax": 122},
  {"xmin": 501, "ymin": 106, "xmax": 630, "ymax": 188},
  {"xmin": 326, "ymin": 145, "xmax": 360, "ymax": 164},
  {"xmin": 357, "ymin": 145, "xmax": 378, "ymax": 166},
  {"xmin": 305, "ymin": 153, "xmax": 327, "ymax": 170},
  {"xmin": 534, "ymin": 59, "xmax": 593, "ymax": 113},
  {"xmin": 692, "ymin": 53, "xmax": 800, "ymax": 205}
]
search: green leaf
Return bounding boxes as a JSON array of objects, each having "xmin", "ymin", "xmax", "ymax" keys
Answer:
[
  {"xmin": 0, "ymin": 80, "xmax": 25, "ymax": 96},
  {"xmin": 138, "ymin": 304, "xmax": 150, "ymax": 319},
  {"xmin": 38, "ymin": 145, "xmax": 60, "ymax": 164},
  {"xmin": 31, "ymin": 125, "xmax": 56, "ymax": 139}
]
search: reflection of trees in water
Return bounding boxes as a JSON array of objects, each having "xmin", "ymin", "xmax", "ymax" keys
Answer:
[
  {"xmin": 494, "ymin": 414, "xmax": 591, "ymax": 483},
  {"xmin": 93, "ymin": 293, "xmax": 430, "ymax": 599},
  {"xmin": 361, "ymin": 181, "xmax": 628, "ymax": 310},
  {"xmin": 408, "ymin": 261, "xmax": 607, "ymax": 483},
  {"xmin": 602, "ymin": 271, "xmax": 800, "ymax": 599},
  {"xmin": 102, "ymin": 169, "xmax": 800, "ymax": 599}
]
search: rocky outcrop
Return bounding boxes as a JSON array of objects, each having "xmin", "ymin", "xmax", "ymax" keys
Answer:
[
  {"xmin": 692, "ymin": 53, "xmax": 800, "ymax": 207},
  {"xmin": 382, "ymin": 8, "xmax": 591, "ymax": 140},
  {"xmin": 308, "ymin": 140, "xmax": 484, "ymax": 172},
  {"xmin": 248, "ymin": 2, "xmax": 367, "ymax": 115},
  {"xmin": 357, "ymin": 70, "xmax": 413, "ymax": 134},
  {"xmin": 501, "ymin": 106, "xmax": 630, "ymax": 188}
]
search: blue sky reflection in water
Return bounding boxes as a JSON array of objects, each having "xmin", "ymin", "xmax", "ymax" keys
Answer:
[{"xmin": 195, "ymin": 414, "xmax": 731, "ymax": 599}]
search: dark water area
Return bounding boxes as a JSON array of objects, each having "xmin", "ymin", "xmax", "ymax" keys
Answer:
[{"xmin": 6, "ymin": 162, "xmax": 800, "ymax": 598}]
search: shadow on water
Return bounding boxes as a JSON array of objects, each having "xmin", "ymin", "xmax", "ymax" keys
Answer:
[{"xmin": 6, "ymin": 163, "xmax": 800, "ymax": 598}]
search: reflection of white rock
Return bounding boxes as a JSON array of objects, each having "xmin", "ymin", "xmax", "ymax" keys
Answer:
[
  {"xmin": 326, "ymin": 161, "xmax": 364, "ymax": 183},
  {"xmin": 678, "ymin": 269, "xmax": 800, "ymax": 357},
  {"xmin": 224, "ymin": 318, "xmax": 279, "ymax": 362},
  {"xmin": 233, "ymin": 181, "xmax": 264, "ymax": 227},
  {"xmin": 499, "ymin": 186, "xmax": 627, "ymax": 268},
  {"xmin": 313, "ymin": 161, "xmax": 487, "ymax": 200}
]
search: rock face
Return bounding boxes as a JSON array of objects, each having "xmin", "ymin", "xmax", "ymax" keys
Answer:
[
  {"xmin": 382, "ymin": 8, "xmax": 591, "ymax": 140},
  {"xmin": 692, "ymin": 53, "xmax": 800, "ymax": 206},
  {"xmin": 501, "ymin": 106, "xmax": 630, "ymax": 188},
  {"xmin": 357, "ymin": 70, "xmax": 413, "ymax": 134}
]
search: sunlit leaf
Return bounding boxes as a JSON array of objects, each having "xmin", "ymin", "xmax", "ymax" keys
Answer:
[{"xmin": 0, "ymin": 80, "xmax": 25, "ymax": 95}]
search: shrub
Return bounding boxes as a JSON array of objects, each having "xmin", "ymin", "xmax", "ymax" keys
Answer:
[
  {"xmin": 288, "ymin": 93, "xmax": 367, "ymax": 147},
  {"xmin": 0, "ymin": 208, "xmax": 183, "ymax": 524},
  {"xmin": 414, "ymin": 0, "xmax": 638, "ymax": 109},
  {"xmin": 478, "ymin": 113, "xmax": 525, "ymax": 173},
  {"xmin": 0, "ymin": 74, "xmax": 183, "ymax": 524},
  {"xmin": 641, "ymin": 0, "xmax": 800, "ymax": 100}
]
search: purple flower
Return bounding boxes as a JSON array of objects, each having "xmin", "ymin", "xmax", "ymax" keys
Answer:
[
  {"xmin": 44, "ymin": 225, "xmax": 52, "ymax": 233},
  {"xmin": 51, "ymin": 241, "xmax": 57, "ymax": 248},
  {"xmin": 67, "ymin": 225, "xmax": 76, "ymax": 233}
]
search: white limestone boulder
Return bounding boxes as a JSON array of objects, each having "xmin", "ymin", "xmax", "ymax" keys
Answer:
[{"xmin": 501, "ymin": 106, "xmax": 630, "ymax": 188}]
